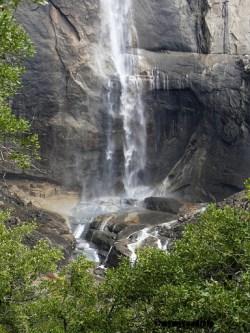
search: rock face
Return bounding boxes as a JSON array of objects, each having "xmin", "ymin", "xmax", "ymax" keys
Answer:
[
  {"xmin": 13, "ymin": 0, "xmax": 250, "ymax": 201},
  {"xmin": 143, "ymin": 197, "xmax": 183, "ymax": 214},
  {"xmin": 132, "ymin": 0, "xmax": 200, "ymax": 52},
  {"xmin": 207, "ymin": 0, "xmax": 250, "ymax": 54},
  {"xmin": 139, "ymin": 51, "xmax": 250, "ymax": 201},
  {"xmin": 14, "ymin": 0, "xmax": 105, "ymax": 192}
]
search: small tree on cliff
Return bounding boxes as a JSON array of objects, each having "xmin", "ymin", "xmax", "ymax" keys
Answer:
[{"xmin": 0, "ymin": 0, "xmax": 47, "ymax": 169}]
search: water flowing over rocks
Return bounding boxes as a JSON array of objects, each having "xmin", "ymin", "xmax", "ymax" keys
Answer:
[{"xmin": 71, "ymin": 196, "xmax": 206, "ymax": 267}]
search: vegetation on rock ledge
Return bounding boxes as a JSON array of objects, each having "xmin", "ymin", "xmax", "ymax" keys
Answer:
[{"xmin": 0, "ymin": 0, "xmax": 45, "ymax": 169}]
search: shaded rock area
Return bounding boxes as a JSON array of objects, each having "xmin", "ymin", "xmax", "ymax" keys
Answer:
[
  {"xmin": 10, "ymin": 0, "xmax": 250, "ymax": 201},
  {"xmin": 218, "ymin": 190, "xmax": 250, "ymax": 211},
  {"xmin": 0, "ymin": 183, "xmax": 75, "ymax": 262},
  {"xmin": 138, "ymin": 51, "xmax": 250, "ymax": 201}
]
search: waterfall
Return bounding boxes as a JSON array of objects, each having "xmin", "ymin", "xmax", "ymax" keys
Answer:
[
  {"xmin": 73, "ymin": 0, "xmax": 150, "ymax": 263},
  {"xmin": 99, "ymin": 0, "xmax": 147, "ymax": 197}
]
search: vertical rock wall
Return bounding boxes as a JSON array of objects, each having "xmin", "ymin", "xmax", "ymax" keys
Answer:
[
  {"xmin": 11, "ymin": 0, "xmax": 250, "ymax": 201},
  {"xmin": 14, "ymin": 0, "xmax": 108, "ymax": 192},
  {"xmin": 207, "ymin": 0, "xmax": 250, "ymax": 54}
]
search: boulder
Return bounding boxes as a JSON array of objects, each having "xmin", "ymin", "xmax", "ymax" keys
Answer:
[
  {"xmin": 89, "ymin": 230, "xmax": 115, "ymax": 252},
  {"xmin": 144, "ymin": 197, "xmax": 183, "ymax": 214},
  {"xmin": 105, "ymin": 240, "xmax": 131, "ymax": 268}
]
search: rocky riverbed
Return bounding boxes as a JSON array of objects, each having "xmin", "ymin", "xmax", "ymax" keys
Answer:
[
  {"xmin": 71, "ymin": 195, "xmax": 207, "ymax": 269},
  {"xmin": 71, "ymin": 190, "xmax": 249, "ymax": 271},
  {"xmin": 1, "ymin": 176, "xmax": 248, "ymax": 271}
]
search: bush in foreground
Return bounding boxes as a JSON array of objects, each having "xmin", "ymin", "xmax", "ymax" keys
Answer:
[{"xmin": 0, "ymin": 204, "xmax": 249, "ymax": 332}]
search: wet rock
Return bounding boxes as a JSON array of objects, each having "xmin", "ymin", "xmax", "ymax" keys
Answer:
[
  {"xmin": 89, "ymin": 209, "xmax": 176, "ymax": 233},
  {"xmin": 156, "ymin": 223, "xmax": 185, "ymax": 240},
  {"xmin": 117, "ymin": 224, "xmax": 147, "ymax": 240},
  {"xmin": 94, "ymin": 266, "xmax": 106, "ymax": 279},
  {"xmin": 144, "ymin": 197, "xmax": 183, "ymax": 214},
  {"xmin": 122, "ymin": 198, "xmax": 137, "ymax": 206},
  {"xmin": 86, "ymin": 230, "xmax": 116, "ymax": 252},
  {"xmin": 106, "ymin": 240, "xmax": 131, "ymax": 267},
  {"xmin": 124, "ymin": 212, "xmax": 141, "ymax": 224},
  {"xmin": 107, "ymin": 222, "xmax": 128, "ymax": 234},
  {"xmin": 139, "ymin": 236, "xmax": 160, "ymax": 249},
  {"xmin": 85, "ymin": 206, "xmax": 177, "ymax": 265}
]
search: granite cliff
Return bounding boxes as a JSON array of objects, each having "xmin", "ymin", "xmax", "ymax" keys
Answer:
[{"xmin": 12, "ymin": 0, "xmax": 250, "ymax": 202}]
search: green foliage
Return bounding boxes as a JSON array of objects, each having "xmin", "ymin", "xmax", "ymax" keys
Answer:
[
  {"xmin": 0, "ymin": 2, "xmax": 41, "ymax": 169},
  {"xmin": 0, "ymin": 103, "xmax": 40, "ymax": 168},
  {"xmin": 25, "ymin": 257, "xmax": 101, "ymax": 333},
  {"xmin": 0, "ymin": 0, "xmax": 47, "ymax": 10},
  {"xmin": 101, "ymin": 205, "xmax": 250, "ymax": 333},
  {"xmin": 0, "ymin": 210, "xmax": 62, "ymax": 333},
  {"xmin": 244, "ymin": 178, "xmax": 250, "ymax": 200},
  {"xmin": 0, "ymin": 10, "xmax": 34, "ymax": 60},
  {"xmin": 0, "ymin": 205, "xmax": 249, "ymax": 332}
]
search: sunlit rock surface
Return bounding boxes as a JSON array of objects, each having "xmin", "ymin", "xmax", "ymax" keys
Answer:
[{"xmin": 0, "ymin": 181, "xmax": 75, "ymax": 261}]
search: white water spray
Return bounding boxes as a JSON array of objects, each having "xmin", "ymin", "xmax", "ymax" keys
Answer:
[{"xmin": 100, "ymin": 0, "xmax": 147, "ymax": 196}]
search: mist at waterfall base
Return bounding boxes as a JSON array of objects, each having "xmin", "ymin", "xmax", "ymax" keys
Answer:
[{"xmin": 71, "ymin": 0, "xmax": 171, "ymax": 264}]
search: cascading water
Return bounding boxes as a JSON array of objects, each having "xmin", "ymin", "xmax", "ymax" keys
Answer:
[
  {"xmin": 71, "ymin": 0, "xmax": 153, "ymax": 263},
  {"xmin": 100, "ymin": 0, "xmax": 147, "ymax": 197},
  {"xmin": 71, "ymin": 4, "xmax": 199, "ymax": 263}
]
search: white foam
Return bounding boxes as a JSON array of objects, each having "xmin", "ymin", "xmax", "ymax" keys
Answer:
[
  {"xmin": 74, "ymin": 224, "xmax": 85, "ymax": 239},
  {"xmin": 99, "ymin": 0, "xmax": 147, "ymax": 196}
]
